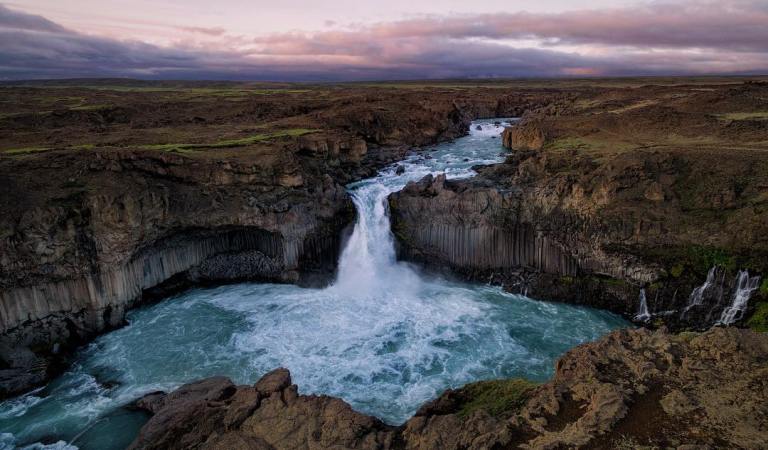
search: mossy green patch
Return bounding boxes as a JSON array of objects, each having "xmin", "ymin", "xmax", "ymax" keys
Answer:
[
  {"xmin": 545, "ymin": 136, "xmax": 636, "ymax": 157},
  {"xmin": 71, "ymin": 144, "xmax": 96, "ymax": 150},
  {"xmin": 747, "ymin": 302, "xmax": 768, "ymax": 332},
  {"xmin": 2, "ymin": 146, "xmax": 52, "ymax": 155},
  {"xmin": 760, "ymin": 278, "xmax": 768, "ymax": 297},
  {"xmin": 3, "ymin": 143, "xmax": 98, "ymax": 155},
  {"xmin": 547, "ymin": 137, "xmax": 591, "ymax": 151},
  {"xmin": 675, "ymin": 331, "xmax": 699, "ymax": 342},
  {"xmin": 670, "ymin": 263, "xmax": 685, "ymax": 278},
  {"xmin": 69, "ymin": 104, "xmax": 112, "ymax": 111},
  {"xmin": 457, "ymin": 378, "xmax": 537, "ymax": 418},
  {"xmin": 621, "ymin": 244, "xmax": 738, "ymax": 277},
  {"xmin": 591, "ymin": 275, "xmax": 629, "ymax": 287},
  {"xmin": 137, "ymin": 129, "xmax": 319, "ymax": 153}
]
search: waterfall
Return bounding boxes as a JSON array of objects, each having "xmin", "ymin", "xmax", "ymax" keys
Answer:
[
  {"xmin": 1, "ymin": 118, "xmax": 633, "ymax": 450},
  {"xmin": 331, "ymin": 119, "xmax": 519, "ymax": 298},
  {"xmin": 717, "ymin": 270, "xmax": 761, "ymax": 326},
  {"xmin": 634, "ymin": 288, "xmax": 651, "ymax": 322},
  {"xmin": 332, "ymin": 182, "xmax": 421, "ymax": 298},
  {"xmin": 681, "ymin": 266, "xmax": 717, "ymax": 318}
]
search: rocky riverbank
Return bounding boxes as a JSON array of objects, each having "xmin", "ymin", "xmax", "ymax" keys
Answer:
[
  {"xmin": 128, "ymin": 326, "xmax": 768, "ymax": 449},
  {"xmin": 390, "ymin": 81, "xmax": 768, "ymax": 330},
  {"xmin": 0, "ymin": 83, "xmax": 562, "ymax": 398}
]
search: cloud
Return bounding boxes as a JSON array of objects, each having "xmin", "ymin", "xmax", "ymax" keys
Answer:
[
  {"xmin": 178, "ymin": 25, "xmax": 226, "ymax": 36},
  {"xmin": 249, "ymin": 0, "xmax": 768, "ymax": 56},
  {"xmin": 0, "ymin": 1, "xmax": 766, "ymax": 81},
  {"xmin": 0, "ymin": 3, "xmax": 66, "ymax": 33},
  {"xmin": 350, "ymin": 0, "xmax": 768, "ymax": 52}
]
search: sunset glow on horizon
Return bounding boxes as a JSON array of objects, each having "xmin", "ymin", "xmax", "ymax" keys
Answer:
[{"xmin": 2, "ymin": 0, "xmax": 767, "ymax": 80}]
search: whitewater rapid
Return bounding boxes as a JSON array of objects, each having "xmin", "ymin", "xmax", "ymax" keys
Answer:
[{"xmin": 0, "ymin": 120, "xmax": 628, "ymax": 450}]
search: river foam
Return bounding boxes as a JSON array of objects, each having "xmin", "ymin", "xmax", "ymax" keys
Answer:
[{"xmin": 0, "ymin": 119, "xmax": 628, "ymax": 449}]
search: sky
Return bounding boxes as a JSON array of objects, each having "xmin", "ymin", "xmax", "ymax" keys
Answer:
[{"xmin": 1, "ymin": 0, "xmax": 767, "ymax": 81}]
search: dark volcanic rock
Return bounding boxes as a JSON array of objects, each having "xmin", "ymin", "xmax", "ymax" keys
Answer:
[
  {"xmin": 130, "ymin": 369, "xmax": 394, "ymax": 450},
  {"xmin": 129, "ymin": 328, "xmax": 768, "ymax": 449},
  {"xmin": 389, "ymin": 160, "xmax": 767, "ymax": 329},
  {"xmin": 0, "ymin": 149, "xmax": 355, "ymax": 398},
  {"xmin": 390, "ymin": 85, "xmax": 768, "ymax": 329},
  {"xmin": 0, "ymin": 86, "xmax": 562, "ymax": 398}
]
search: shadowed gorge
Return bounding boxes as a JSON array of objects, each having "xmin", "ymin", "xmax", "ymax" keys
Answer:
[
  {"xmin": 0, "ymin": 120, "xmax": 629, "ymax": 449},
  {"xmin": 0, "ymin": 78, "xmax": 767, "ymax": 449}
]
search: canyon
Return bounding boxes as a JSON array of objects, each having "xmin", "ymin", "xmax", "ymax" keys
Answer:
[
  {"xmin": 1, "ymin": 78, "xmax": 767, "ymax": 449},
  {"xmin": 0, "ymin": 84, "xmax": 558, "ymax": 398}
]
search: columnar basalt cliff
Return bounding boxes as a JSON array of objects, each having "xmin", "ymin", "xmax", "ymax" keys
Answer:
[
  {"xmin": 390, "ymin": 82, "xmax": 768, "ymax": 330},
  {"xmin": 0, "ymin": 149, "xmax": 357, "ymax": 398},
  {"xmin": 128, "ymin": 327, "xmax": 768, "ymax": 449}
]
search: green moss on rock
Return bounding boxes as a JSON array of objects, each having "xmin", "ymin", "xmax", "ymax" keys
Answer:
[
  {"xmin": 670, "ymin": 263, "xmax": 685, "ymax": 278},
  {"xmin": 457, "ymin": 378, "xmax": 537, "ymax": 418},
  {"xmin": 747, "ymin": 302, "xmax": 768, "ymax": 332}
]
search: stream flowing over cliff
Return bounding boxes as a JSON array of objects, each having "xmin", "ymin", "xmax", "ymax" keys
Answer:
[{"xmin": 0, "ymin": 120, "xmax": 628, "ymax": 450}]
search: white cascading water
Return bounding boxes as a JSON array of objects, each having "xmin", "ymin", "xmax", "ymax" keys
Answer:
[
  {"xmin": 634, "ymin": 288, "xmax": 651, "ymax": 322},
  {"xmin": 681, "ymin": 266, "xmax": 717, "ymax": 318},
  {"xmin": 331, "ymin": 184, "xmax": 421, "ymax": 299},
  {"xmin": 0, "ymin": 120, "xmax": 629, "ymax": 450},
  {"xmin": 717, "ymin": 270, "xmax": 761, "ymax": 325}
]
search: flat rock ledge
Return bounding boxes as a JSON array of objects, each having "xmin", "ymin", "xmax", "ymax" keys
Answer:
[{"xmin": 129, "ymin": 327, "xmax": 768, "ymax": 449}]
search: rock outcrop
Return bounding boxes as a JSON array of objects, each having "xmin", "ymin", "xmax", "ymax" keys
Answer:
[
  {"xmin": 501, "ymin": 119, "xmax": 547, "ymax": 150},
  {"xmin": 129, "ymin": 327, "xmax": 768, "ymax": 449}
]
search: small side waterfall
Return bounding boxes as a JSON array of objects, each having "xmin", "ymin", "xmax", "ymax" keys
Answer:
[
  {"xmin": 634, "ymin": 288, "xmax": 651, "ymax": 322},
  {"xmin": 681, "ymin": 266, "xmax": 717, "ymax": 318},
  {"xmin": 717, "ymin": 270, "xmax": 761, "ymax": 325}
]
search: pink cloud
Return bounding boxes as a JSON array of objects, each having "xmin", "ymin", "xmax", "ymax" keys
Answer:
[
  {"xmin": 250, "ymin": 0, "xmax": 768, "ymax": 56},
  {"xmin": 1, "ymin": 1, "xmax": 767, "ymax": 80},
  {"xmin": 178, "ymin": 25, "xmax": 226, "ymax": 36}
]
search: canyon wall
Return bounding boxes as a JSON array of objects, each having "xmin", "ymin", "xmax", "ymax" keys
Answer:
[
  {"xmin": 0, "ymin": 149, "xmax": 355, "ymax": 398},
  {"xmin": 0, "ymin": 87, "xmax": 558, "ymax": 398},
  {"xmin": 390, "ymin": 104, "xmax": 768, "ymax": 329}
]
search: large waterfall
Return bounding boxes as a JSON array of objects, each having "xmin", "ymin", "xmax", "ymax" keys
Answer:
[
  {"xmin": 331, "ymin": 183, "xmax": 421, "ymax": 299},
  {"xmin": 0, "ymin": 120, "xmax": 628, "ymax": 450}
]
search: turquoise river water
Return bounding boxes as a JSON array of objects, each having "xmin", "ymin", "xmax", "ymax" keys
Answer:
[{"xmin": 0, "ymin": 119, "xmax": 628, "ymax": 449}]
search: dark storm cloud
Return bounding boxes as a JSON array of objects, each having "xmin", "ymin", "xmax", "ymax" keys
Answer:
[
  {"xmin": 0, "ymin": 4, "xmax": 66, "ymax": 32},
  {"xmin": 0, "ymin": 1, "xmax": 767, "ymax": 81}
]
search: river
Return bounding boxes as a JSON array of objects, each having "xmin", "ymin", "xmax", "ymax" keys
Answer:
[{"xmin": 0, "ymin": 119, "xmax": 627, "ymax": 449}]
